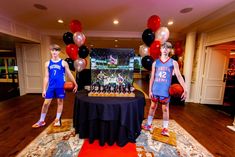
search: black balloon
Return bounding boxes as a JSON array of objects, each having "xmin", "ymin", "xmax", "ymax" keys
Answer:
[
  {"xmin": 141, "ymin": 55, "xmax": 154, "ymax": 71},
  {"xmin": 64, "ymin": 58, "xmax": 75, "ymax": 71},
  {"xmin": 79, "ymin": 45, "xmax": 89, "ymax": 58},
  {"xmin": 142, "ymin": 29, "xmax": 155, "ymax": 47},
  {"xmin": 171, "ymin": 55, "xmax": 179, "ymax": 61},
  {"xmin": 63, "ymin": 32, "xmax": 74, "ymax": 45}
]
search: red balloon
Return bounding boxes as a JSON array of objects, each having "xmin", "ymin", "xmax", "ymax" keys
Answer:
[
  {"xmin": 64, "ymin": 81, "xmax": 75, "ymax": 92},
  {"xmin": 174, "ymin": 41, "xmax": 182, "ymax": 48},
  {"xmin": 174, "ymin": 47, "xmax": 183, "ymax": 56},
  {"xmin": 66, "ymin": 44, "xmax": 79, "ymax": 60},
  {"xmin": 147, "ymin": 15, "xmax": 161, "ymax": 32},
  {"xmin": 69, "ymin": 20, "xmax": 82, "ymax": 33},
  {"xmin": 149, "ymin": 40, "xmax": 161, "ymax": 60}
]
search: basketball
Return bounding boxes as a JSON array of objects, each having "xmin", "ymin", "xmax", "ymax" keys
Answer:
[
  {"xmin": 169, "ymin": 84, "xmax": 184, "ymax": 97},
  {"xmin": 64, "ymin": 81, "xmax": 75, "ymax": 92}
]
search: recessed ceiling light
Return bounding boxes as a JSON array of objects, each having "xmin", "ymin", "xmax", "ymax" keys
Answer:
[
  {"xmin": 58, "ymin": 19, "xmax": 64, "ymax": 23},
  {"xmin": 168, "ymin": 20, "xmax": 174, "ymax": 25},
  {"xmin": 33, "ymin": 4, "xmax": 47, "ymax": 10},
  {"xmin": 90, "ymin": 44, "xmax": 94, "ymax": 47},
  {"xmin": 0, "ymin": 50, "xmax": 13, "ymax": 52},
  {"xmin": 115, "ymin": 45, "xmax": 118, "ymax": 47},
  {"xmin": 113, "ymin": 20, "xmax": 119, "ymax": 25},
  {"xmin": 114, "ymin": 39, "xmax": 118, "ymax": 42},
  {"xmin": 180, "ymin": 7, "xmax": 193, "ymax": 14},
  {"xmin": 230, "ymin": 51, "xmax": 235, "ymax": 55}
]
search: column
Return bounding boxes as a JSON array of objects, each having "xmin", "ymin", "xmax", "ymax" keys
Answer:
[{"xmin": 183, "ymin": 32, "xmax": 196, "ymax": 102}]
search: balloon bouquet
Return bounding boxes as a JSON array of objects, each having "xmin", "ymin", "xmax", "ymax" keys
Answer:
[
  {"xmin": 63, "ymin": 20, "xmax": 89, "ymax": 72},
  {"xmin": 139, "ymin": 15, "xmax": 184, "ymax": 71}
]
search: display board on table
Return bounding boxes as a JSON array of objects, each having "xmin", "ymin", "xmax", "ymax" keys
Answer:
[{"xmin": 89, "ymin": 48, "xmax": 135, "ymax": 97}]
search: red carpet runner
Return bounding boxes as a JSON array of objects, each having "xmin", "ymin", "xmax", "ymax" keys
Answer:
[{"xmin": 78, "ymin": 139, "xmax": 138, "ymax": 157}]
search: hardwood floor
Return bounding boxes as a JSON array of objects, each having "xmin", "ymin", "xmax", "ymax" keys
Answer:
[{"xmin": 0, "ymin": 78, "xmax": 234, "ymax": 157}]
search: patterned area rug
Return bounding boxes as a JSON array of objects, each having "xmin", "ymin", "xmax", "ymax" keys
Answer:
[
  {"xmin": 137, "ymin": 119, "xmax": 213, "ymax": 157},
  {"xmin": 17, "ymin": 119, "xmax": 213, "ymax": 157},
  {"xmin": 17, "ymin": 119, "xmax": 84, "ymax": 157}
]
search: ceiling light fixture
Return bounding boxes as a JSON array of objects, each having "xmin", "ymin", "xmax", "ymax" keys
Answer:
[
  {"xmin": 113, "ymin": 20, "xmax": 119, "ymax": 25},
  {"xmin": 180, "ymin": 7, "xmax": 193, "ymax": 14},
  {"xmin": 230, "ymin": 51, "xmax": 235, "ymax": 55},
  {"xmin": 168, "ymin": 20, "xmax": 174, "ymax": 25},
  {"xmin": 33, "ymin": 4, "xmax": 47, "ymax": 10},
  {"xmin": 114, "ymin": 39, "xmax": 118, "ymax": 42},
  {"xmin": 0, "ymin": 50, "xmax": 13, "ymax": 52},
  {"xmin": 58, "ymin": 19, "xmax": 64, "ymax": 23}
]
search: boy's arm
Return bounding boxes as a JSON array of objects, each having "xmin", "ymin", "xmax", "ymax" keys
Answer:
[
  {"xmin": 42, "ymin": 61, "xmax": 49, "ymax": 97},
  {"xmin": 63, "ymin": 60, "xmax": 78, "ymax": 93},
  {"xmin": 173, "ymin": 60, "xmax": 187, "ymax": 100},
  {"xmin": 149, "ymin": 61, "xmax": 156, "ymax": 98}
]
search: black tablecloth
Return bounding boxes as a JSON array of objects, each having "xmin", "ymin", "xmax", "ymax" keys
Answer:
[{"xmin": 73, "ymin": 90, "xmax": 145, "ymax": 147}]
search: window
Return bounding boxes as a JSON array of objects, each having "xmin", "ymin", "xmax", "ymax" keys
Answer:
[{"xmin": 0, "ymin": 57, "xmax": 18, "ymax": 82}]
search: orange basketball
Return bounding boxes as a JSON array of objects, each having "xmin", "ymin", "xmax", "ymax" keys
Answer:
[
  {"xmin": 64, "ymin": 81, "xmax": 75, "ymax": 92},
  {"xmin": 169, "ymin": 84, "xmax": 184, "ymax": 97}
]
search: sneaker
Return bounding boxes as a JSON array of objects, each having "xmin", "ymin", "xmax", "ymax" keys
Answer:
[
  {"xmin": 32, "ymin": 121, "xmax": 46, "ymax": 128},
  {"xmin": 53, "ymin": 118, "xmax": 61, "ymax": 127},
  {"xmin": 161, "ymin": 128, "xmax": 170, "ymax": 137},
  {"xmin": 142, "ymin": 124, "xmax": 152, "ymax": 131}
]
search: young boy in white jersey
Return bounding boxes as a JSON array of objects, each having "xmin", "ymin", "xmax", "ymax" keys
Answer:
[
  {"xmin": 32, "ymin": 44, "xmax": 78, "ymax": 128},
  {"xmin": 142, "ymin": 42, "xmax": 187, "ymax": 136}
]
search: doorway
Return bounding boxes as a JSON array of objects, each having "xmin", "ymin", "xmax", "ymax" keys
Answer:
[
  {"xmin": 223, "ymin": 51, "xmax": 235, "ymax": 115},
  {"xmin": 0, "ymin": 33, "xmax": 41, "ymax": 102},
  {"xmin": 201, "ymin": 44, "xmax": 235, "ymax": 116}
]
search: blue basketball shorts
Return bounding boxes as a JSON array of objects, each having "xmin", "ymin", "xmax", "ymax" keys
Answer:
[
  {"xmin": 151, "ymin": 95, "xmax": 170, "ymax": 104},
  {"xmin": 45, "ymin": 88, "xmax": 65, "ymax": 99}
]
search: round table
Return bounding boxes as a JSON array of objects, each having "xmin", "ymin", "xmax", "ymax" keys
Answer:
[{"xmin": 73, "ymin": 90, "xmax": 145, "ymax": 147}]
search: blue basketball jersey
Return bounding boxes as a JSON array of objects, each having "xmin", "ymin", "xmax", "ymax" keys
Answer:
[
  {"xmin": 152, "ymin": 58, "xmax": 174, "ymax": 97},
  {"xmin": 48, "ymin": 59, "xmax": 65, "ymax": 88}
]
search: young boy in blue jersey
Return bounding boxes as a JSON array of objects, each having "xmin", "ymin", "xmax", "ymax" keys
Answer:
[
  {"xmin": 32, "ymin": 44, "xmax": 78, "ymax": 128},
  {"xmin": 142, "ymin": 42, "xmax": 187, "ymax": 136}
]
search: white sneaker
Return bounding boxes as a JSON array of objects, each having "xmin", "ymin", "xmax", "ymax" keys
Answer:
[
  {"xmin": 53, "ymin": 118, "xmax": 61, "ymax": 127},
  {"xmin": 161, "ymin": 128, "xmax": 170, "ymax": 137}
]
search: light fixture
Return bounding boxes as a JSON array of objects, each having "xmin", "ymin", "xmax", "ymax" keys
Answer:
[
  {"xmin": 113, "ymin": 20, "xmax": 119, "ymax": 25},
  {"xmin": 0, "ymin": 49, "xmax": 13, "ymax": 52},
  {"xmin": 58, "ymin": 19, "xmax": 64, "ymax": 23},
  {"xmin": 90, "ymin": 44, "xmax": 94, "ymax": 47},
  {"xmin": 230, "ymin": 51, "xmax": 235, "ymax": 55},
  {"xmin": 114, "ymin": 39, "xmax": 118, "ymax": 42},
  {"xmin": 33, "ymin": 4, "xmax": 47, "ymax": 10},
  {"xmin": 180, "ymin": 7, "xmax": 193, "ymax": 14},
  {"xmin": 115, "ymin": 45, "xmax": 118, "ymax": 47},
  {"xmin": 168, "ymin": 20, "xmax": 174, "ymax": 25}
]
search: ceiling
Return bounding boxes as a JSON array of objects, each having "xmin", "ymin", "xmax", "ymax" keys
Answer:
[{"xmin": 0, "ymin": 0, "xmax": 235, "ymax": 51}]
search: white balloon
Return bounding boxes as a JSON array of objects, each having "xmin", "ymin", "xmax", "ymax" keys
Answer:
[
  {"xmin": 74, "ymin": 58, "xmax": 86, "ymax": 72},
  {"xmin": 155, "ymin": 27, "xmax": 170, "ymax": 44},
  {"xmin": 139, "ymin": 44, "xmax": 149, "ymax": 57},
  {"xmin": 73, "ymin": 32, "xmax": 86, "ymax": 47}
]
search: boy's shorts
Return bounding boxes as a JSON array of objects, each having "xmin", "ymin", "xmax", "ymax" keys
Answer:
[
  {"xmin": 151, "ymin": 95, "xmax": 170, "ymax": 104},
  {"xmin": 45, "ymin": 88, "xmax": 65, "ymax": 99}
]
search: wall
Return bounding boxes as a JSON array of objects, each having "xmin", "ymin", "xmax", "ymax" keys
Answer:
[
  {"xmin": 0, "ymin": 15, "xmax": 41, "ymax": 43},
  {"xmin": 0, "ymin": 15, "xmax": 53, "ymax": 94}
]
